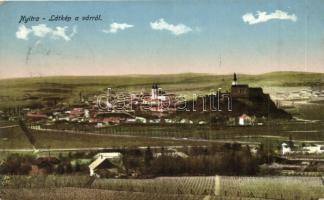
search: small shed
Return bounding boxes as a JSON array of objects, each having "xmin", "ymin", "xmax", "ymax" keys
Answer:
[
  {"xmin": 239, "ymin": 114, "xmax": 252, "ymax": 126},
  {"xmin": 281, "ymin": 143, "xmax": 291, "ymax": 155},
  {"xmin": 89, "ymin": 152, "xmax": 124, "ymax": 177}
]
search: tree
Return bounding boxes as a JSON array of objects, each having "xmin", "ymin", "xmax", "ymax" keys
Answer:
[
  {"xmin": 144, "ymin": 146, "xmax": 153, "ymax": 168},
  {"xmin": 68, "ymin": 152, "xmax": 73, "ymax": 159},
  {"xmin": 65, "ymin": 162, "xmax": 73, "ymax": 173},
  {"xmin": 288, "ymin": 134, "xmax": 294, "ymax": 148},
  {"xmin": 75, "ymin": 161, "xmax": 81, "ymax": 172},
  {"xmin": 57, "ymin": 163, "xmax": 65, "ymax": 174}
]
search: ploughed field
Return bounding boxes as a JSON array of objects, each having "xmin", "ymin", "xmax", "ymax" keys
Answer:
[{"xmin": 1, "ymin": 175, "xmax": 324, "ymax": 200}]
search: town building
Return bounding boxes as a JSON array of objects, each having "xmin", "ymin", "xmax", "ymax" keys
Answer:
[
  {"xmin": 281, "ymin": 143, "xmax": 292, "ymax": 155},
  {"xmin": 141, "ymin": 83, "xmax": 177, "ymax": 112},
  {"xmin": 231, "ymin": 73, "xmax": 264, "ymax": 99},
  {"xmin": 303, "ymin": 144, "xmax": 324, "ymax": 154},
  {"xmin": 238, "ymin": 114, "xmax": 253, "ymax": 126},
  {"xmin": 151, "ymin": 83, "xmax": 159, "ymax": 100},
  {"xmin": 231, "ymin": 73, "xmax": 250, "ymax": 98},
  {"xmin": 89, "ymin": 152, "xmax": 125, "ymax": 177}
]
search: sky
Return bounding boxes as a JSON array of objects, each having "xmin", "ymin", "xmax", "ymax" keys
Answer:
[{"xmin": 0, "ymin": 0, "xmax": 323, "ymax": 78}]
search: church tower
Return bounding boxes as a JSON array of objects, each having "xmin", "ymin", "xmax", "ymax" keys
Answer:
[
  {"xmin": 231, "ymin": 73, "xmax": 250, "ymax": 98},
  {"xmin": 232, "ymin": 73, "xmax": 238, "ymax": 86},
  {"xmin": 151, "ymin": 83, "xmax": 158, "ymax": 99}
]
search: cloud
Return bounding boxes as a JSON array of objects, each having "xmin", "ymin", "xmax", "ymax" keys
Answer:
[
  {"xmin": 242, "ymin": 10, "xmax": 297, "ymax": 25},
  {"xmin": 16, "ymin": 24, "xmax": 77, "ymax": 41},
  {"xmin": 150, "ymin": 18, "xmax": 192, "ymax": 35},
  {"xmin": 16, "ymin": 25, "xmax": 32, "ymax": 40},
  {"xmin": 31, "ymin": 24, "xmax": 52, "ymax": 37},
  {"xmin": 102, "ymin": 22, "xmax": 134, "ymax": 33}
]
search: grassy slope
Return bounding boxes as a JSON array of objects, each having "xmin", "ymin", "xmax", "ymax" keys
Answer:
[
  {"xmin": 0, "ymin": 126, "xmax": 216, "ymax": 150},
  {"xmin": 2, "ymin": 120, "xmax": 324, "ymax": 150}
]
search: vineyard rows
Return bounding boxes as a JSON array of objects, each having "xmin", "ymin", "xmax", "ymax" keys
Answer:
[
  {"xmin": 1, "ymin": 187, "xmax": 276, "ymax": 200},
  {"xmin": 1, "ymin": 175, "xmax": 324, "ymax": 200},
  {"xmin": 220, "ymin": 176, "xmax": 324, "ymax": 199},
  {"xmin": 92, "ymin": 176, "xmax": 324, "ymax": 199},
  {"xmin": 93, "ymin": 176, "xmax": 215, "ymax": 195}
]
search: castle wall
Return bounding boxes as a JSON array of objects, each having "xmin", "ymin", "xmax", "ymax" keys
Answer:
[{"xmin": 231, "ymin": 85, "xmax": 249, "ymax": 98}]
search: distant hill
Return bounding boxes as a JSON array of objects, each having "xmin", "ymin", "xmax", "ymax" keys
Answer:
[{"xmin": 0, "ymin": 71, "xmax": 323, "ymax": 109}]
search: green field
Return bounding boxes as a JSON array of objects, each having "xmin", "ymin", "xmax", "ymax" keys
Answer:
[
  {"xmin": 0, "ymin": 126, "xmax": 220, "ymax": 151},
  {"xmin": 2, "ymin": 120, "xmax": 324, "ymax": 152},
  {"xmin": 34, "ymin": 120, "xmax": 324, "ymax": 148}
]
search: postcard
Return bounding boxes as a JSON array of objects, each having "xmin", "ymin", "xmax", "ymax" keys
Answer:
[{"xmin": 0, "ymin": 0, "xmax": 324, "ymax": 199}]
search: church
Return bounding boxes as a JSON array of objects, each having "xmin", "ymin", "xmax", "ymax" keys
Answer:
[{"xmin": 231, "ymin": 73, "xmax": 264, "ymax": 99}]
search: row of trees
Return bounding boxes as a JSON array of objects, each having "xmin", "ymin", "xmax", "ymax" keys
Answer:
[
  {"xmin": 122, "ymin": 144, "xmax": 274, "ymax": 177},
  {"xmin": 0, "ymin": 153, "xmax": 86, "ymax": 175},
  {"xmin": 148, "ymin": 147, "xmax": 259, "ymax": 176},
  {"xmin": 1, "ymin": 143, "xmax": 276, "ymax": 176}
]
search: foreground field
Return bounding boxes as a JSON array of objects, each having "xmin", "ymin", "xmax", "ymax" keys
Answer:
[
  {"xmin": 1, "ymin": 188, "xmax": 268, "ymax": 200},
  {"xmin": 93, "ymin": 176, "xmax": 324, "ymax": 199},
  {"xmin": 1, "ymin": 175, "xmax": 323, "ymax": 200}
]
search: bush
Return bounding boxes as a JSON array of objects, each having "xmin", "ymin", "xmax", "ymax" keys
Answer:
[{"xmin": 0, "ymin": 154, "xmax": 35, "ymax": 175}]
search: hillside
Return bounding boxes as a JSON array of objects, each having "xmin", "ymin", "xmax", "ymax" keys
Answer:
[{"xmin": 170, "ymin": 89, "xmax": 291, "ymax": 122}]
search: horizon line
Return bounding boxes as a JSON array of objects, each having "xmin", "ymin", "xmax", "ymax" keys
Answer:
[{"xmin": 0, "ymin": 70, "xmax": 322, "ymax": 81}]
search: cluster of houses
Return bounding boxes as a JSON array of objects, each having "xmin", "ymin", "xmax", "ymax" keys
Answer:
[
  {"xmin": 25, "ymin": 83, "xmax": 179, "ymax": 125},
  {"xmin": 23, "ymin": 74, "xmax": 266, "ymax": 127},
  {"xmin": 278, "ymin": 89, "xmax": 324, "ymax": 102},
  {"xmin": 271, "ymin": 87, "xmax": 324, "ymax": 108},
  {"xmin": 26, "ymin": 106, "xmax": 258, "ymax": 128},
  {"xmin": 27, "ymin": 107, "xmax": 202, "ymax": 128},
  {"xmin": 281, "ymin": 142, "xmax": 324, "ymax": 155}
]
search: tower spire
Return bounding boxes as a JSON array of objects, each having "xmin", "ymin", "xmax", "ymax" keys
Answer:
[{"xmin": 232, "ymin": 73, "xmax": 237, "ymax": 86}]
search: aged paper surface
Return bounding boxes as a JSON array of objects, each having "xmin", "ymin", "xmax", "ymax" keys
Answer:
[{"xmin": 0, "ymin": 1, "xmax": 324, "ymax": 199}]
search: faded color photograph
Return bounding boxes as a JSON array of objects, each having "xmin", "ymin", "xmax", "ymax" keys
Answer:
[{"xmin": 0, "ymin": 0, "xmax": 324, "ymax": 199}]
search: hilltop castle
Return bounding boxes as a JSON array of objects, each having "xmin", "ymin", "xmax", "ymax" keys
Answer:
[{"xmin": 231, "ymin": 73, "xmax": 263, "ymax": 99}]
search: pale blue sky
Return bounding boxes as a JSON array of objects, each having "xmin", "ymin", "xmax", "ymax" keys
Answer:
[{"xmin": 0, "ymin": 0, "xmax": 323, "ymax": 78}]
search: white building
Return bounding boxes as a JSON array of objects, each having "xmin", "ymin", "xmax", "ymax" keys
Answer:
[
  {"xmin": 281, "ymin": 143, "xmax": 291, "ymax": 155},
  {"xmin": 303, "ymin": 144, "xmax": 324, "ymax": 154},
  {"xmin": 84, "ymin": 109, "xmax": 90, "ymax": 118},
  {"xmin": 239, "ymin": 114, "xmax": 252, "ymax": 126},
  {"xmin": 89, "ymin": 152, "xmax": 123, "ymax": 177},
  {"xmin": 180, "ymin": 119, "xmax": 193, "ymax": 124}
]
